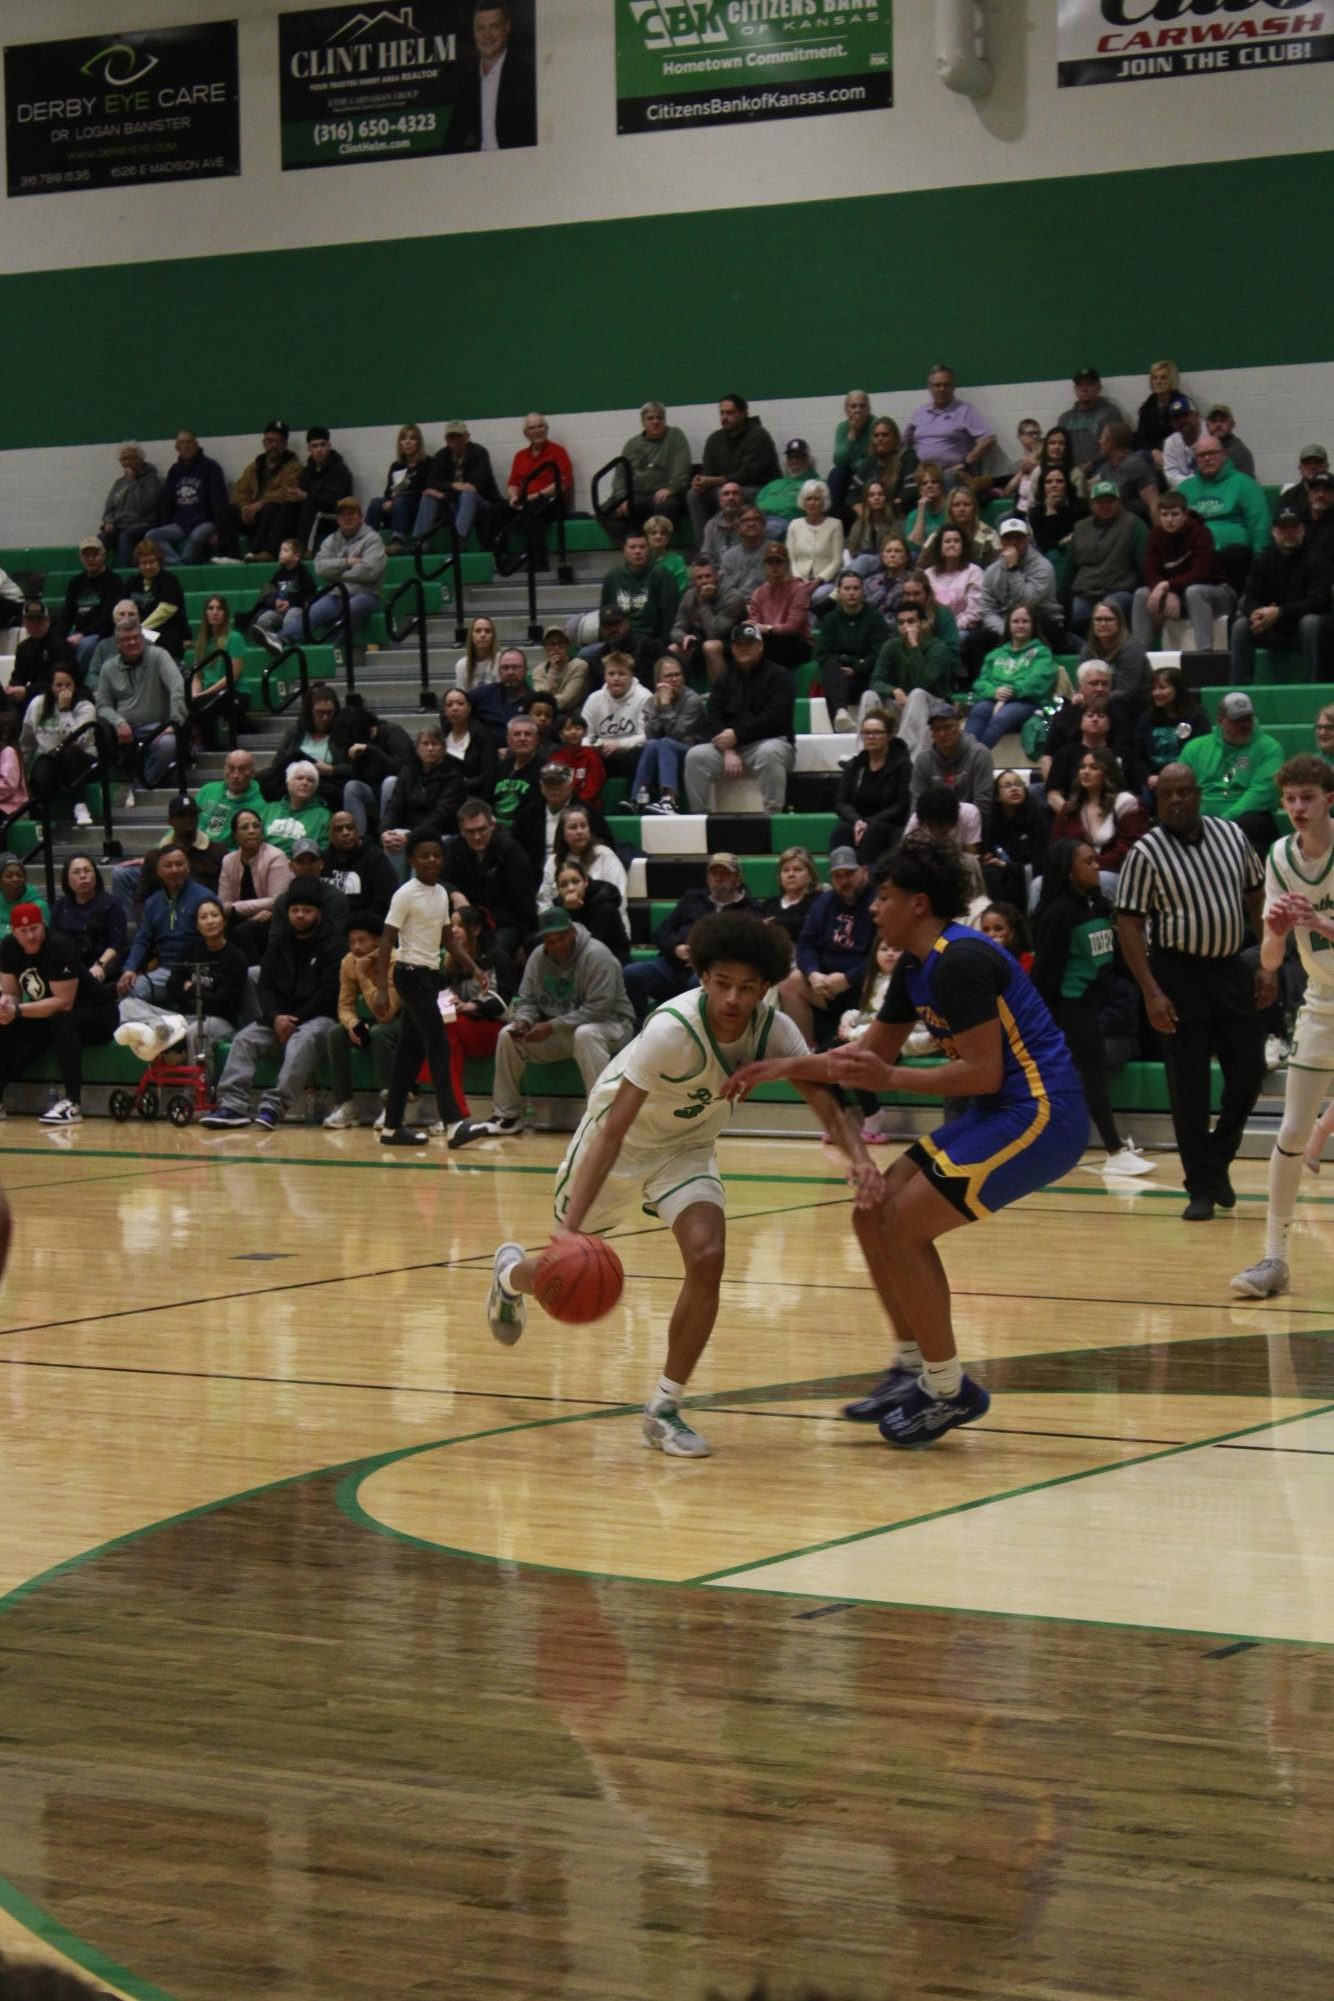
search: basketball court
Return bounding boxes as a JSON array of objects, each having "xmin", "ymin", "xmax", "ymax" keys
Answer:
[{"xmin": 1, "ymin": 1125, "xmax": 1332, "ymax": 1999}]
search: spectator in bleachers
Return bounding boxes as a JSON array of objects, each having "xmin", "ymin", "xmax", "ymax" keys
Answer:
[
  {"xmin": 202, "ymin": 880, "xmax": 343, "ymax": 1132},
  {"xmin": 786, "ymin": 480, "xmax": 845, "ymax": 592},
  {"xmin": 521, "ymin": 758, "xmax": 575, "ymax": 860},
  {"xmin": 148, "ymin": 429, "xmax": 229, "ymax": 567},
  {"xmin": 902, "ymin": 363, "xmax": 996, "ymax": 489},
  {"xmin": 1181, "ymin": 690, "xmax": 1282, "ymax": 851},
  {"xmin": 622, "ymin": 852, "xmax": 754, "ymax": 1023},
  {"xmin": 86, "ymin": 600, "xmax": 143, "ymax": 689},
  {"xmin": 1229, "ymin": 507, "xmax": 1333, "ymax": 685},
  {"xmin": 1302, "ymin": 471, "xmax": 1334, "ymax": 566},
  {"xmin": 188, "ymin": 593, "xmax": 248, "ymax": 740},
  {"xmin": 549, "ymin": 710, "xmax": 605, "ymax": 806},
  {"xmin": 261, "ymin": 762, "xmax": 331, "ymax": 857},
  {"xmin": 498, "ymin": 413, "xmax": 573, "ymax": 559},
  {"xmin": 898, "ymin": 571, "xmax": 962, "ymax": 672},
  {"xmin": 869, "ymin": 605, "xmax": 955, "ymax": 750},
  {"xmin": 439, "ymin": 686, "xmax": 498, "ymax": 801},
  {"xmin": 99, "ymin": 444, "xmax": 161, "ymax": 569},
  {"xmin": 321, "ymin": 908, "xmax": 401, "ymax": 1129},
  {"xmin": 982, "ymin": 768, "xmax": 1049, "ymax": 905},
  {"xmin": 382, "ymin": 724, "xmax": 463, "ymax": 860},
  {"xmin": 967, "ymin": 517, "xmax": 1065, "ymax": 674},
  {"xmin": 905, "ymin": 787, "xmax": 989, "ymax": 904},
  {"xmin": 262, "ymin": 683, "xmax": 361, "ymax": 817},
  {"xmin": 945, "ymin": 487, "xmax": 1000, "ymax": 562},
  {"xmin": 581, "ymin": 651, "xmax": 654, "ymax": 783},
  {"xmin": 268, "ymin": 840, "xmax": 348, "ymax": 946},
  {"xmin": 61, "ymin": 539, "xmax": 121, "ymax": 674},
  {"xmin": 605, "ymin": 401, "xmax": 691, "ymax": 538},
  {"xmin": 834, "ymin": 704, "xmax": 911, "ymax": 863},
  {"xmin": 0, "ymin": 900, "xmax": 118, "ymax": 1125},
  {"xmin": 116, "ymin": 844, "xmax": 211, "ymax": 1002},
  {"xmin": 527, "ymin": 690, "xmax": 559, "ymax": 753},
  {"xmin": 115, "ymin": 893, "xmax": 245, "ymax": 1067},
  {"xmin": 684, "ymin": 623, "xmax": 795, "ymax": 815},
  {"xmin": 843, "ymin": 480, "xmax": 901, "ymax": 577},
  {"xmin": 779, "ymin": 847, "xmax": 875, "ymax": 1044},
  {"xmin": 1133, "ymin": 359, "xmax": 1182, "ymax": 464},
  {"xmin": 688, "ymin": 394, "xmax": 782, "ymax": 544},
  {"xmin": 827, "ymin": 389, "xmax": 877, "ymax": 515},
  {"xmin": 220, "ymin": 807, "xmax": 292, "ymax": 960},
  {"xmin": 0, "ymin": 858, "xmax": 47, "ymax": 940},
  {"xmin": 1176, "ymin": 436, "xmax": 1271, "ymax": 594},
  {"xmin": 492, "ymin": 713, "xmax": 545, "ymax": 835},
  {"xmin": 1044, "ymin": 680, "xmax": 1125, "ymax": 812},
  {"xmin": 747, "ymin": 542, "xmax": 812, "ymax": 668},
  {"xmin": 965, "ymin": 604, "xmax": 1058, "ymax": 750},
  {"xmin": 600, "ymin": 530, "xmax": 680, "ymax": 656},
  {"xmin": 1078, "ymin": 600, "xmax": 1152, "ymax": 707},
  {"xmin": 920, "ymin": 526, "xmax": 985, "ymax": 635},
  {"xmin": 1068, "ymin": 482, "xmax": 1144, "ymax": 634},
  {"xmin": 52, "ymin": 854, "xmax": 125, "ymax": 984},
  {"xmin": 469, "ymin": 647, "xmax": 533, "ymax": 747},
  {"xmin": 863, "ymin": 533, "xmax": 914, "ymax": 616},
  {"xmin": 1092, "ymin": 421, "xmax": 1160, "ymax": 525},
  {"xmin": 531, "ymin": 625, "xmax": 589, "ymax": 714},
  {"xmin": 123, "ymin": 540, "xmax": 187, "ymax": 660},
  {"xmin": 438, "ymin": 905, "xmax": 517, "ymax": 1119},
  {"xmin": 1315, "ymin": 704, "xmax": 1334, "ymax": 757},
  {"xmin": 289, "ymin": 498, "xmax": 386, "ymax": 643},
  {"xmin": 367, "ymin": 423, "xmax": 431, "ymax": 550},
  {"xmin": 323, "ymin": 809, "xmax": 397, "ymax": 917},
  {"xmin": 905, "ymin": 462, "xmax": 947, "ymax": 551},
  {"xmin": 22, "ymin": 669, "xmax": 97, "ymax": 830},
  {"xmin": 294, "ymin": 427, "xmax": 352, "ymax": 554},
  {"xmin": 10, "ymin": 601, "xmax": 75, "ymax": 712},
  {"xmin": 1000, "ymin": 417, "xmax": 1045, "ymax": 513},
  {"xmin": 130, "ymin": 793, "xmax": 222, "ymax": 904},
  {"xmin": 631, "ymin": 655, "xmax": 706, "ymax": 813},
  {"xmin": 910, "ymin": 699, "xmax": 995, "ymax": 814},
  {"xmin": 1026, "ymin": 465, "xmax": 1086, "ymax": 558},
  {"xmin": 671, "ymin": 557, "xmax": 745, "ymax": 683},
  {"xmin": 414, "ymin": 421, "xmax": 500, "ymax": 548},
  {"xmin": 1058, "ymin": 368, "xmax": 1126, "ymax": 476},
  {"xmin": 1132, "ymin": 666, "xmax": 1208, "ymax": 805},
  {"xmin": 454, "ymin": 614, "xmax": 500, "ymax": 691},
  {"xmin": 758, "ymin": 845, "xmax": 821, "ymax": 944},
  {"xmin": 1279, "ymin": 443, "xmax": 1328, "ymax": 517},
  {"xmin": 94, "ymin": 620, "xmax": 185, "ymax": 797},
  {"xmin": 814, "ymin": 571, "xmax": 890, "ymax": 731},
  {"xmin": 248, "ymin": 538, "xmax": 317, "ymax": 650},
  {"xmin": 719, "ymin": 505, "xmax": 772, "ymax": 603},
  {"xmin": 538, "ymin": 804, "xmax": 627, "ymax": 913},
  {"xmin": 700, "ymin": 481, "xmax": 747, "ymax": 570},
  {"xmin": 757, "ymin": 439, "xmax": 820, "ymax": 538},
  {"xmin": 228, "ymin": 420, "xmax": 302, "ymax": 561},
  {"xmin": 1049, "ymin": 749, "xmax": 1147, "ymax": 895},
  {"xmin": 195, "ymin": 748, "xmax": 263, "ymax": 845},
  {"xmin": 1036, "ymin": 424, "xmax": 1088, "ymax": 504},
  {"xmin": 1162, "ymin": 396, "xmax": 1205, "ymax": 487},
  {"xmin": 551, "ymin": 855, "xmax": 629, "ymax": 962},
  {"xmin": 441, "ymin": 798, "xmax": 537, "ymax": 957},
  {"xmin": 1204, "ymin": 404, "xmax": 1255, "ymax": 480},
  {"xmin": 644, "ymin": 514, "xmax": 688, "ymax": 593},
  {"xmin": 1131, "ymin": 487, "xmax": 1234, "ymax": 654}
]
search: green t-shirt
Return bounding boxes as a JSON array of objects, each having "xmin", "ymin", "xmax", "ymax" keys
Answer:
[
  {"xmin": 1060, "ymin": 913, "xmax": 1115, "ymax": 1000},
  {"xmin": 261, "ymin": 797, "xmax": 331, "ymax": 856},
  {"xmin": 0, "ymin": 888, "xmax": 50, "ymax": 940},
  {"xmin": 195, "ymin": 779, "xmax": 266, "ymax": 847}
]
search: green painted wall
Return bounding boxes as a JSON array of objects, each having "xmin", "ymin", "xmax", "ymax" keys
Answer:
[{"xmin": 5, "ymin": 149, "xmax": 1332, "ymax": 451}]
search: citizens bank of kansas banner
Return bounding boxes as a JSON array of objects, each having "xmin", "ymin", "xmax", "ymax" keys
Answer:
[
  {"xmin": 278, "ymin": 1, "xmax": 537, "ymax": 169},
  {"xmin": 4, "ymin": 22, "xmax": 239, "ymax": 197},
  {"xmin": 1057, "ymin": 0, "xmax": 1334, "ymax": 87},
  {"xmin": 615, "ymin": 0, "xmax": 892, "ymax": 135}
]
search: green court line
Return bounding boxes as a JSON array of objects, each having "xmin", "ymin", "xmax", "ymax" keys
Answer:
[{"xmin": 0, "ymin": 1877, "xmax": 175, "ymax": 2001}]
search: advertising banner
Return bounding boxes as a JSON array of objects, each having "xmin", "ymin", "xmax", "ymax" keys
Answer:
[
  {"xmin": 615, "ymin": 0, "xmax": 893, "ymax": 136},
  {"xmin": 1057, "ymin": 0, "xmax": 1334, "ymax": 88},
  {"xmin": 4, "ymin": 21, "xmax": 240, "ymax": 198},
  {"xmin": 278, "ymin": 0, "xmax": 537, "ymax": 169}
]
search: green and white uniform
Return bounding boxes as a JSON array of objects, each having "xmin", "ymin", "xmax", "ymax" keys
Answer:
[
  {"xmin": 1266, "ymin": 835, "xmax": 1334, "ymax": 1071},
  {"xmin": 553, "ymin": 989, "xmax": 806, "ymax": 1233}
]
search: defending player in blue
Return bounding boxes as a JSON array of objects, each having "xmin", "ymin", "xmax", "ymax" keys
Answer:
[{"xmin": 724, "ymin": 837, "xmax": 1088, "ymax": 1447}]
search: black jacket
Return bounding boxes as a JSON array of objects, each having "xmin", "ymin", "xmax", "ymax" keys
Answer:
[
  {"xmin": 60, "ymin": 569, "xmax": 121, "ymax": 640},
  {"xmin": 126, "ymin": 570, "xmax": 188, "ymax": 656},
  {"xmin": 298, "ymin": 449, "xmax": 352, "ymax": 519},
  {"xmin": 13, "ymin": 629, "xmax": 76, "ymax": 700},
  {"xmin": 322, "ymin": 839, "xmax": 398, "ymax": 918},
  {"xmin": 256, "ymin": 913, "xmax": 343, "ymax": 1024},
  {"xmin": 164, "ymin": 934, "xmax": 248, "ymax": 1025},
  {"xmin": 1238, "ymin": 543, "xmax": 1332, "ymax": 636},
  {"xmin": 385, "ymin": 756, "xmax": 475, "ymax": 837},
  {"xmin": 704, "ymin": 657, "xmax": 795, "ymax": 748},
  {"xmin": 835, "ymin": 743, "xmax": 912, "ymax": 839},
  {"xmin": 441, "ymin": 827, "xmax": 537, "ymax": 936},
  {"xmin": 983, "ymin": 792, "xmax": 1050, "ymax": 875},
  {"xmin": 567, "ymin": 879, "xmax": 630, "ymax": 963},
  {"xmin": 653, "ymin": 888, "xmax": 756, "ymax": 958},
  {"xmin": 700, "ymin": 415, "xmax": 781, "ymax": 489},
  {"xmin": 260, "ymin": 697, "xmax": 383, "ymax": 803},
  {"xmin": 451, "ymin": 45, "xmax": 537, "ymax": 151},
  {"xmin": 424, "ymin": 442, "xmax": 500, "ymax": 506}
]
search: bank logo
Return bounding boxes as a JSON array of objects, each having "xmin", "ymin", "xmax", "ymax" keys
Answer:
[
  {"xmin": 628, "ymin": 3, "xmax": 728, "ymax": 52},
  {"xmin": 79, "ymin": 42, "xmax": 159, "ymax": 87},
  {"xmin": 329, "ymin": 5, "xmax": 418, "ymax": 40}
]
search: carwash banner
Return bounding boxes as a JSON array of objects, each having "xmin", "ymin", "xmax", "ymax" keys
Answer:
[
  {"xmin": 1057, "ymin": 0, "xmax": 1334, "ymax": 87},
  {"xmin": 4, "ymin": 21, "xmax": 240, "ymax": 197},
  {"xmin": 615, "ymin": 0, "xmax": 893, "ymax": 136}
]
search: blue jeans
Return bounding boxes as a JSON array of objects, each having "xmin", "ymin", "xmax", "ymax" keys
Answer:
[
  {"xmin": 130, "ymin": 724, "xmax": 180, "ymax": 788},
  {"xmin": 630, "ymin": 738, "xmax": 688, "ymax": 800},
  {"xmin": 341, "ymin": 774, "xmax": 397, "ymax": 834},
  {"xmin": 965, "ymin": 699, "xmax": 1035, "ymax": 748},
  {"xmin": 148, "ymin": 521, "xmax": 216, "ymax": 566},
  {"xmin": 281, "ymin": 590, "xmax": 378, "ymax": 643},
  {"xmin": 368, "ymin": 494, "xmax": 416, "ymax": 542},
  {"xmin": 74, "ymin": 633, "xmax": 102, "ymax": 673},
  {"xmin": 103, "ymin": 525, "xmax": 152, "ymax": 568},
  {"xmin": 412, "ymin": 489, "xmax": 480, "ymax": 544},
  {"xmin": 624, "ymin": 953, "xmax": 697, "ymax": 1025}
]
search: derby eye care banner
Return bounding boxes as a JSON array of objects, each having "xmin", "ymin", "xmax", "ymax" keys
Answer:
[{"xmin": 1057, "ymin": 0, "xmax": 1334, "ymax": 87}]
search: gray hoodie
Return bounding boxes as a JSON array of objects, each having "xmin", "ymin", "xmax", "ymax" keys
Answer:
[
  {"xmin": 313, "ymin": 521, "xmax": 387, "ymax": 596},
  {"xmin": 95, "ymin": 641, "xmax": 186, "ymax": 732},
  {"xmin": 512, "ymin": 923, "xmax": 634, "ymax": 1036},
  {"xmin": 978, "ymin": 546, "xmax": 1062, "ymax": 635}
]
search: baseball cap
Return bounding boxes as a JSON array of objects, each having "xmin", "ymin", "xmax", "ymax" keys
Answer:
[
  {"xmin": 263, "ymin": 418, "xmax": 290, "ymax": 437},
  {"xmin": 285, "ymin": 880, "xmax": 324, "ymax": 909},
  {"xmin": 1073, "ymin": 366, "xmax": 1101, "ymax": 383},
  {"xmin": 444, "ymin": 419, "xmax": 470, "ymax": 436},
  {"xmin": 9, "ymin": 903, "xmax": 42, "ymax": 928},
  {"xmin": 291, "ymin": 838, "xmax": 323, "ymax": 860},
  {"xmin": 542, "ymin": 625, "xmax": 569, "ymax": 643},
  {"xmin": 828, "ymin": 846, "xmax": 859, "ymax": 872},
  {"xmin": 537, "ymin": 906, "xmax": 573, "ymax": 935},
  {"xmin": 998, "ymin": 516, "xmax": 1029, "ymax": 537},
  {"xmin": 731, "ymin": 622, "xmax": 763, "ymax": 644},
  {"xmin": 167, "ymin": 793, "xmax": 197, "ymax": 816},
  {"xmin": 1167, "ymin": 394, "xmax": 1196, "ymax": 419},
  {"xmin": 1090, "ymin": 479, "xmax": 1119, "ymax": 500},
  {"xmin": 707, "ymin": 851, "xmax": 741, "ymax": 874},
  {"xmin": 1218, "ymin": 692, "xmax": 1254, "ymax": 720},
  {"xmin": 1274, "ymin": 506, "xmax": 1304, "ymax": 527},
  {"xmin": 927, "ymin": 699, "xmax": 958, "ymax": 722},
  {"xmin": 539, "ymin": 762, "xmax": 571, "ymax": 782},
  {"xmin": 335, "ymin": 495, "xmax": 360, "ymax": 513},
  {"xmin": 1311, "ymin": 471, "xmax": 1334, "ymax": 491},
  {"xmin": 1206, "ymin": 402, "xmax": 1234, "ymax": 422},
  {"xmin": 784, "ymin": 436, "xmax": 810, "ymax": 456},
  {"xmin": 21, "ymin": 599, "xmax": 48, "ymax": 618},
  {"xmin": 1299, "ymin": 444, "xmax": 1329, "ymax": 464},
  {"xmin": 78, "ymin": 534, "xmax": 103, "ymax": 552}
]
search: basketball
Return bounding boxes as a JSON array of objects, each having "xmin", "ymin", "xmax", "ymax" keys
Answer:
[{"xmin": 533, "ymin": 1233, "xmax": 624, "ymax": 1324}]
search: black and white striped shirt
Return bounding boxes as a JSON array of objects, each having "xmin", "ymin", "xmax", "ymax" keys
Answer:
[{"xmin": 1115, "ymin": 817, "xmax": 1263, "ymax": 958}]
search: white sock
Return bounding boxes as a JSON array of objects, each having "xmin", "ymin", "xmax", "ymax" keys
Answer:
[
  {"xmin": 1265, "ymin": 1147, "xmax": 1305, "ymax": 1264},
  {"xmin": 921, "ymin": 1355, "xmax": 963, "ymax": 1400},
  {"xmin": 650, "ymin": 1374, "xmax": 685, "ymax": 1411},
  {"xmin": 894, "ymin": 1341, "xmax": 923, "ymax": 1373},
  {"xmin": 497, "ymin": 1251, "xmax": 525, "ymax": 1298}
]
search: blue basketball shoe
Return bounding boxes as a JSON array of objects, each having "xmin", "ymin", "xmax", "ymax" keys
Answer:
[{"xmin": 877, "ymin": 1374, "xmax": 991, "ymax": 1447}]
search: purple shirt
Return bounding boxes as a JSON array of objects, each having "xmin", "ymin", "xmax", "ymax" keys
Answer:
[{"xmin": 904, "ymin": 397, "xmax": 992, "ymax": 468}]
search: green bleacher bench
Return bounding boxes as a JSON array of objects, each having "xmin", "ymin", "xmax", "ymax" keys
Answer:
[{"xmin": 1198, "ymin": 683, "xmax": 1321, "ymax": 723}]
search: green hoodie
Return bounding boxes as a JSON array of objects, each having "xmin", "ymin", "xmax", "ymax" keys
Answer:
[
  {"xmin": 971, "ymin": 639, "xmax": 1058, "ymax": 704},
  {"xmin": 1177, "ymin": 464, "xmax": 1270, "ymax": 554},
  {"xmin": 1181, "ymin": 724, "xmax": 1282, "ymax": 820}
]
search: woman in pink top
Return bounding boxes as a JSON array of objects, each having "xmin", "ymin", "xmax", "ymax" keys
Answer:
[
  {"xmin": 0, "ymin": 711, "xmax": 29, "ymax": 838},
  {"xmin": 748, "ymin": 543, "xmax": 813, "ymax": 667},
  {"xmin": 920, "ymin": 526, "xmax": 985, "ymax": 632}
]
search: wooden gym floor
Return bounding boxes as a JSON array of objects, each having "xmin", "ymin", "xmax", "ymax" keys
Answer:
[{"xmin": 1, "ymin": 1125, "xmax": 1333, "ymax": 2000}]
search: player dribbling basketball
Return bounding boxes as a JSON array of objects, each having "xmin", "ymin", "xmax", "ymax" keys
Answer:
[{"xmin": 485, "ymin": 911, "xmax": 850, "ymax": 1458}]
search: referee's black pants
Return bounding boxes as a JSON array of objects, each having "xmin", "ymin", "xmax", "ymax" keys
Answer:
[{"xmin": 1151, "ymin": 947, "xmax": 1268, "ymax": 1203}]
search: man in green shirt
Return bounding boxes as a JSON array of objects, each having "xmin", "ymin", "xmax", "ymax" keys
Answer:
[
  {"xmin": 194, "ymin": 748, "xmax": 265, "ymax": 846},
  {"xmin": 599, "ymin": 532, "xmax": 680, "ymax": 653},
  {"xmin": 1181, "ymin": 690, "xmax": 1282, "ymax": 854},
  {"xmin": 1178, "ymin": 436, "xmax": 1271, "ymax": 594}
]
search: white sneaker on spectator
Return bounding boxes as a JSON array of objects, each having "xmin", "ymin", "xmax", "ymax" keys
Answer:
[
  {"xmin": 323, "ymin": 1101, "xmax": 358, "ymax": 1129},
  {"xmin": 833, "ymin": 708, "xmax": 856, "ymax": 733},
  {"xmin": 372, "ymin": 1108, "xmax": 387, "ymax": 1131},
  {"xmin": 1265, "ymin": 1036, "xmax": 1290, "ymax": 1071},
  {"xmin": 73, "ymin": 803, "xmax": 93, "ymax": 827},
  {"xmin": 123, "ymin": 788, "xmax": 136, "ymax": 810},
  {"xmin": 1102, "ymin": 1143, "xmax": 1155, "ymax": 1177},
  {"xmin": 39, "ymin": 1098, "xmax": 82, "ymax": 1125}
]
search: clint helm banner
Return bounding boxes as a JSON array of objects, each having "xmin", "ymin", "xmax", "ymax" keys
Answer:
[
  {"xmin": 4, "ymin": 21, "xmax": 240, "ymax": 197},
  {"xmin": 1057, "ymin": 0, "xmax": 1334, "ymax": 87},
  {"xmin": 615, "ymin": 0, "xmax": 893, "ymax": 136},
  {"xmin": 278, "ymin": 0, "xmax": 536, "ymax": 168}
]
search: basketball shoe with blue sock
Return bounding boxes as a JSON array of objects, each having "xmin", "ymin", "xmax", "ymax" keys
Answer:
[{"xmin": 878, "ymin": 1373, "xmax": 990, "ymax": 1447}]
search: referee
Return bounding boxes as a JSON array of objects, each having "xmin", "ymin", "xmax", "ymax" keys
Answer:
[{"xmin": 1116, "ymin": 762, "xmax": 1276, "ymax": 1221}]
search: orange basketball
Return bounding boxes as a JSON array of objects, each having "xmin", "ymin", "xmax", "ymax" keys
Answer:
[{"xmin": 533, "ymin": 1233, "xmax": 624, "ymax": 1324}]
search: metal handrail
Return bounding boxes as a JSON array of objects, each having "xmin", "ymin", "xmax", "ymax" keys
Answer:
[
  {"xmin": 261, "ymin": 640, "xmax": 311, "ymax": 715},
  {"xmin": 295, "ymin": 578, "xmax": 358, "ymax": 695},
  {"xmin": 132, "ymin": 714, "xmax": 189, "ymax": 799},
  {"xmin": 510, "ymin": 454, "xmax": 576, "ymax": 642},
  {"xmin": 412, "ymin": 508, "xmax": 467, "ymax": 646},
  {"xmin": 590, "ymin": 453, "xmax": 634, "ymax": 528},
  {"xmin": 186, "ymin": 644, "xmax": 241, "ymax": 750},
  {"xmin": 386, "ymin": 573, "xmax": 437, "ymax": 710},
  {"xmin": 25, "ymin": 716, "xmax": 119, "ymax": 903}
]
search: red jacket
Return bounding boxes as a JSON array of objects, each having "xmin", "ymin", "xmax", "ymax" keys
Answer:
[
  {"xmin": 1144, "ymin": 509, "xmax": 1221, "ymax": 594},
  {"xmin": 549, "ymin": 744, "xmax": 606, "ymax": 805},
  {"xmin": 507, "ymin": 441, "xmax": 573, "ymax": 503}
]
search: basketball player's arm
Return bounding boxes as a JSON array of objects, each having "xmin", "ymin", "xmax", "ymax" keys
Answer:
[
  {"xmin": 830, "ymin": 1017, "xmax": 1003, "ymax": 1097},
  {"xmin": 1246, "ymin": 885, "xmax": 1279, "ymax": 1004},
  {"xmin": 556, "ymin": 1078, "xmax": 649, "ymax": 1237},
  {"xmin": 721, "ymin": 1019, "xmax": 912, "ymax": 1099}
]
